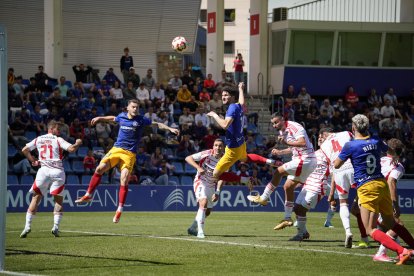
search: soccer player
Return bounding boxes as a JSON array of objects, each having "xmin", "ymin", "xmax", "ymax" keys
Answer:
[
  {"xmin": 185, "ymin": 138, "xmax": 226, "ymax": 238},
  {"xmin": 320, "ymin": 129, "xmax": 357, "ymax": 248},
  {"xmin": 75, "ymin": 99, "xmax": 179, "ymax": 223},
  {"xmin": 20, "ymin": 121, "xmax": 82, "ymax": 238},
  {"xmin": 334, "ymin": 114, "xmax": 413, "ymax": 265},
  {"xmin": 206, "ymin": 82, "xmax": 276, "ymax": 180},
  {"xmin": 247, "ymin": 113, "xmax": 317, "ymax": 230}
]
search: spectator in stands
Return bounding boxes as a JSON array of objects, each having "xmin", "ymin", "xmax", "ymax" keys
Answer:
[
  {"xmin": 164, "ymin": 82, "xmax": 177, "ymax": 105},
  {"xmin": 57, "ymin": 117, "xmax": 70, "ymax": 141},
  {"xmin": 135, "ymin": 145, "xmax": 151, "ymax": 175},
  {"xmin": 54, "ymin": 76, "xmax": 69, "ymax": 98},
  {"xmin": 170, "ymin": 75, "xmax": 182, "ymax": 91},
  {"xmin": 319, "ymin": 98, "xmax": 335, "ymax": 118},
  {"xmin": 194, "ymin": 106, "xmax": 209, "ymax": 128},
  {"xmin": 199, "ymin": 87, "xmax": 211, "ymax": 102},
  {"xmin": 193, "ymin": 120, "xmax": 208, "ymax": 141},
  {"xmin": 69, "ymin": 82, "xmax": 84, "ymax": 99},
  {"xmin": 83, "ymin": 120, "xmax": 97, "ymax": 148},
  {"xmin": 25, "ymin": 77, "xmax": 38, "ymax": 94},
  {"xmin": 236, "ymin": 162, "xmax": 250, "ymax": 186},
  {"xmin": 208, "ymin": 91, "xmax": 222, "ymax": 113},
  {"xmin": 12, "ymin": 76, "xmax": 25, "ymax": 101},
  {"xmin": 250, "ymin": 167, "xmax": 262, "ymax": 187},
  {"xmin": 142, "ymin": 68, "xmax": 156, "ymax": 92},
  {"xmin": 367, "ymin": 88, "xmax": 382, "ymax": 106},
  {"xmin": 333, "ymin": 98, "xmax": 347, "ymax": 113},
  {"xmin": 246, "ymin": 134, "xmax": 257, "ymax": 153},
  {"xmin": 284, "ymin": 84, "xmax": 297, "ymax": 103},
  {"xmin": 7, "ymin": 67, "xmax": 15, "ymax": 88},
  {"xmin": 96, "ymin": 79, "xmax": 111, "ymax": 106},
  {"xmin": 154, "ymin": 159, "xmax": 171, "ymax": 185},
  {"xmin": 344, "ymin": 85, "xmax": 359, "ymax": 109},
  {"xmin": 181, "ymin": 69, "xmax": 195, "ymax": 91},
  {"xmin": 381, "ymin": 99, "xmax": 396, "ymax": 118},
  {"xmin": 46, "ymin": 87, "xmax": 65, "ymax": 111},
  {"xmin": 127, "ymin": 67, "xmax": 140, "ymax": 89},
  {"xmin": 83, "ymin": 150, "xmax": 96, "ymax": 174},
  {"xmin": 179, "ymin": 107, "xmax": 194, "ymax": 126},
  {"xmin": 12, "ymin": 150, "xmax": 36, "ymax": 175},
  {"xmin": 177, "ymin": 84, "xmax": 192, "ymax": 109},
  {"xmin": 103, "ymin": 67, "xmax": 121, "ymax": 87},
  {"xmin": 120, "ymin": 47, "xmax": 134, "ymax": 84},
  {"xmin": 203, "ymin": 73, "xmax": 216, "ymax": 94},
  {"xmin": 383, "ymin": 87, "xmax": 398, "ymax": 107},
  {"xmin": 95, "ymin": 121, "xmax": 113, "ymax": 151},
  {"xmin": 144, "ymin": 106, "xmax": 158, "ymax": 121},
  {"xmin": 318, "ymin": 110, "xmax": 332, "ymax": 128},
  {"xmin": 177, "ymin": 134, "xmax": 195, "ymax": 158},
  {"xmin": 297, "ymin": 86, "xmax": 311, "ymax": 111},
  {"xmin": 150, "ymin": 147, "xmax": 166, "ymax": 171},
  {"xmin": 202, "ymin": 128, "xmax": 218, "ymax": 149},
  {"xmin": 72, "ymin": 64, "xmax": 93, "ymax": 88},
  {"xmin": 379, "ymin": 115, "xmax": 400, "ymax": 139},
  {"xmin": 109, "ymin": 80, "xmax": 124, "ymax": 108},
  {"xmin": 233, "ymin": 53, "xmax": 245, "ymax": 84},
  {"xmin": 123, "ymin": 80, "xmax": 137, "ymax": 102},
  {"xmin": 35, "ymin": 65, "xmax": 56, "ymax": 92},
  {"xmin": 136, "ymin": 82, "xmax": 151, "ymax": 108},
  {"xmin": 216, "ymin": 70, "xmax": 234, "ymax": 89},
  {"xmin": 60, "ymin": 102, "xmax": 76, "ymax": 124},
  {"xmin": 11, "ymin": 109, "xmax": 30, "ymax": 135},
  {"xmin": 69, "ymin": 118, "xmax": 84, "ymax": 141},
  {"xmin": 31, "ymin": 104, "xmax": 46, "ymax": 134},
  {"xmin": 187, "ymin": 96, "xmax": 199, "ymax": 114},
  {"xmin": 150, "ymin": 83, "xmax": 165, "ymax": 109}
]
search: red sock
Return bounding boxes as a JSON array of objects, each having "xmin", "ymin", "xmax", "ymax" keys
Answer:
[
  {"xmin": 356, "ymin": 213, "xmax": 368, "ymax": 238},
  {"xmin": 87, "ymin": 173, "xmax": 102, "ymax": 194},
  {"xmin": 219, "ymin": 172, "xmax": 241, "ymax": 182},
  {"xmin": 371, "ymin": 229, "xmax": 404, "ymax": 255},
  {"xmin": 246, "ymin": 154, "xmax": 268, "ymax": 164},
  {"xmin": 118, "ymin": 185, "xmax": 129, "ymax": 207},
  {"xmin": 392, "ymin": 223, "xmax": 414, "ymax": 248}
]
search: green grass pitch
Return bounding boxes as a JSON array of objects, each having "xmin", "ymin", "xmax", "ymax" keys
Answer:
[{"xmin": 4, "ymin": 212, "xmax": 414, "ymax": 275}]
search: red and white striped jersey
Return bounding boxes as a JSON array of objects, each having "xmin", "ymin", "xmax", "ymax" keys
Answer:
[
  {"xmin": 282, "ymin": 121, "xmax": 315, "ymax": 159},
  {"xmin": 303, "ymin": 150, "xmax": 329, "ymax": 194},
  {"xmin": 381, "ymin": 156, "xmax": 404, "ymax": 181},
  {"xmin": 26, "ymin": 133, "xmax": 72, "ymax": 169},
  {"xmin": 190, "ymin": 149, "xmax": 220, "ymax": 188},
  {"xmin": 320, "ymin": 131, "xmax": 353, "ymax": 172}
]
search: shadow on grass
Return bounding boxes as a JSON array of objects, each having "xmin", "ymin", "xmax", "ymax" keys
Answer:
[{"xmin": 6, "ymin": 248, "xmax": 180, "ymax": 266}]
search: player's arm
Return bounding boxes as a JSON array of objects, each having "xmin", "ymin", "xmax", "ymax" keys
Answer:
[
  {"xmin": 91, "ymin": 116, "xmax": 116, "ymax": 126},
  {"xmin": 387, "ymin": 177, "xmax": 400, "ymax": 218},
  {"xmin": 327, "ymin": 173, "xmax": 336, "ymax": 203},
  {"xmin": 283, "ymin": 136, "xmax": 306, "ymax": 147},
  {"xmin": 271, "ymin": 147, "xmax": 292, "ymax": 156},
  {"xmin": 334, "ymin": 142, "xmax": 350, "ymax": 169},
  {"xmin": 333, "ymin": 157, "xmax": 345, "ymax": 169},
  {"xmin": 238, "ymin": 82, "xmax": 245, "ymax": 106},
  {"xmin": 212, "ymin": 180, "xmax": 224, "ymax": 202},
  {"xmin": 207, "ymin": 112, "xmax": 233, "ymax": 130},
  {"xmin": 67, "ymin": 139, "xmax": 83, "ymax": 153},
  {"xmin": 22, "ymin": 146, "xmax": 37, "ymax": 164},
  {"xmin": 185, "ymin": 155, "xmax": 204, "ymax": 175},
  {"xmin": 152, "ymin": 122, "xmax": 180, "ymax": 136}
]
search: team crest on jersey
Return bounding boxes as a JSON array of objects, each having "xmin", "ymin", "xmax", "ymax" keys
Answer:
[{"xmin": 132, "ymin": 121, "xmax": 138, "ymax": 127}]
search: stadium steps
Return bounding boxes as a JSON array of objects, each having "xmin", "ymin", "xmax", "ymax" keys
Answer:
[{"xmin": 247, "ymin": 97, "xmax": 274, "ymax": 137}]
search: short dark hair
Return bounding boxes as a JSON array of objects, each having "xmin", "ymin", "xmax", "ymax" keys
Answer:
[
  {"xmin": 271, "ymin": 112, "xmax": 283, "ymax": 119},
  {"xmin": 319, "ymin": 127, "xmax": 333, "ymax": 135},
  {"xmin": 128, "ymin": 99, "xmax": 139, "ymax": 105},
  {"xmin": 387, "ymin": 138, "xmax": 404, "ymax": 156},
  {"xmin": 222, "ymin": 86, "xmax": 238, "ymax": 99}
]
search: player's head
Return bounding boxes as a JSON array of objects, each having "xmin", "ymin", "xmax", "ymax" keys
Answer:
[
  {"xmin": 387, "ymin": 138, "xmax": 404, "ymax": 158},
  {"xmin": 127, "ymin": 99, "xmax": 139, "ymax": 116},
  {"xmin": 270, "ymin": 113, "xmax": 285, "ymax": 131},
  {"xmin": 213, "ymin": 138, "xmax": 225, "ymax": 157},
  {"xmin": 351, "ymin": 114, "xmax": 369, "ymax": 135},
  {"xmin": 221, "ymin": 86, "xmax": 237, "ymax": 105},
  {"xmin": 318, "ymin": 127, "xmax": 334, "ymax": 146}
]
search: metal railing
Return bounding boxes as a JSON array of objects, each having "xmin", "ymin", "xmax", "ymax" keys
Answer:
[{"xmin": 257, "ymin": 72, "xmax": 263, "ymax": 97}]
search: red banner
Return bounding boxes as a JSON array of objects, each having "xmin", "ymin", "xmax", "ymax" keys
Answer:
[
  {"xmin": 207, "ymin": 12, "xmax": 216, "ymax": 33},
  {"xmin": 250, "ymin": 14, "xmax": 259, "ymax": 35}
]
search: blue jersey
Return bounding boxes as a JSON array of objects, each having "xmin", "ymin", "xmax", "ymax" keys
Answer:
[
  {"xmin": 113, "ymin": 112, "xmax": 152, "ymax": 153},
  {"xmin": 225, "ymin": 103, "xmax": 244, "ymax": 148},
  {"xmin": 338, "ymin": 137, "xmax": 388, "ymax": 188}
]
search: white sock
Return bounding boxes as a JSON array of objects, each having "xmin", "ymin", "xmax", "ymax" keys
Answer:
[
  {"xmin": 53, "ymin": 213, "xmax": 62, "ymax": 229},
  {"xmin": 25, "ymin": 212, "xmax": 34, "ymax": 229},
  {"xmin": 296, "ymin": 215, "xmax": 307, "ymax": 234},
  {"xmin": 117, "ymin": 206, "xmax": 123, "ymax": 212},
  {"xmin": 326, "ymin": 207, "xmax": 335, "ymax": 223},
  {"xmin": 196, "ymin": 208, "xmax": 206, "ymax": 234},
  {"xmin": 190, "ymin": 220, "xmax": 197, "ymax": 229},
  {"xmin": 339, "ymin": 203, "xmax": 352, "ymax": 235},
  {"xmin": 284, "ymin": 201, "xmax": 294, "ymax": 219},
  {"xmin": 260, "ymin": 183, "xmax": 277, "ymax": 200}
]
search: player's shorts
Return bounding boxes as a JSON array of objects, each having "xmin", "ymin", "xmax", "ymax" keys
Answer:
[
  {"xmin": 295, "ymin": 188, "xmax": 322, "ymax": 210},
  {"xmin": 215, "ymin": 142, "xmax": 247, "ymax": 175},
  {"xmin": 284, "ymin": 156, "xmax": 317, "ymax": 183},
  {"xmin": 30, "ymin": 167, "xmax": 65, "ymax": 196},
  {"xmin": 193, "ymin": 180, "xmax": 215, "ymax": 209},
  {"xmin": 333, "ymin": 169, "xmax": 355, "ymax": 200},
  {"xmin": 101, "ymin": 147, "xmax": 136, "ymax": 173},
  {"xmin": 357, "ymin": 179, "xmax": 393, "ymax": 216}
]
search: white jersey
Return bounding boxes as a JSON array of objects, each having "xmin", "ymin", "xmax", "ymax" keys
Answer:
[
  {"xmin": 320, "ymin": 131, "xmax": 354, "ymax": 172},
  {"xmin": 282, "ymin": 121, "xmax": 315, "ymax": 159},
  {"xmin": 303, "ymin": 150, "xmax": 329, "ymax": 195},
  {"xmin": 381, "ymin": 156, "xmax": 405, "ymax": 181},
  {"xmin": 190, "ymin": 149, "xmax": 220, "ymax": 189},
  {"xmin": 26, "ymin": 133, "xmax": 72, "ymax": 169}
]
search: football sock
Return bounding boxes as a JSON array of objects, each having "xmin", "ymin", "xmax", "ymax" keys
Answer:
[
  {"xmin": 339, "ymin": 203, "xmax": 352, "ymax": 235},
  {"xmin": 284, "ymin": 201, "xmax": 294, "ymax": 219},
  {"xmin": 376, "ymin": 232, "xmax": 395, "ymax": 256},
  {"xmin": 356, "ymin": 213, "xmax": 368, "ymax": 238},
  {"xmin": 53, "ymin": 212, "xmax": 62, "ymax": 228},
  {"xmin": 261, "ymin": 183, "xmax": 277, "ymax": 200},
  {"xmin": 246, "ymin": 154, "xmax": 268, "ymax": 164},
  {"xmin": 118, "ymin": 185, "xmax": 129, "ymax": 210},
  {"xmin": 326, "ymin": 207, "xmax": 335, "ymax": 223},
  {"xmin": 296, "ymin": 215, "xmax": 307, "ymax": 234},
  {"xmin": 25, "ymin": 211, "xmax": 34, "ymax": 229},
  {"xmin": 391, "ymin": 223, "xmax": 414, "ymax": 248},
  {"xmin": 372, "ymin": 229, "xmax": 404, "ymax": 255},
  {"xmin": 190, "ymin": 220, "xmax": 197, "ymax": 229},
  {"xmin": 219, "ymin": 172, "xmax": 241, "ymax": 182},
  {"xmin": 196, "ymin": 208, "xmax": 206, "ymax": 234},
  {"xmin": 86, "ymin": 173, "xmax": 103, "ymax": 195}
]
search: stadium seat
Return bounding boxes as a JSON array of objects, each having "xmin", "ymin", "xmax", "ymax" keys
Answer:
[
  {"xmin": 72, "ymin": 160, "xmax": 85, "ymax": 174},
  {"xmin": 180, "ymin": 175, "xmax": 193, "ymax": 186},
  {"xmin": 172, "ymin": 161, "xmax": 184, "ymax": 175},
  {"xmin": 77, "ymin": 146, "xmax": 89, "ymax": 158},
  {"xmin": 8, "ymin": 145, "xmax": 17, "ymax": 158},
  {"xmin": 64, "ymin": 80, "xmax": 73, "ymax": 88},
  {"xmin": 63, "ymin": 159, "xmax": 73, "ymax": 173},
  {"xmin": 255, "ymin": 134, "xmax": 265, "ymax": 148},
  {"xmin": 168, "ymin": 175, "xmax": 180, "ymax": 185},
  {"xmin": 81, "ymin": 174, "xmax": 92, "ymax": 185},
  {"xmin": 7, "ymin": 175, "xmax": 19, "ymax": 185},
  {"xmin": 20, "ymin": 174, "xmax": 34, "ymax": 185},
  {"xmin": 25, "ymin": 131, "xmax": 37, "ymax": 141},
  {"xmin": 184, "ymin": 163, "xmax": 197, "ymax": 175},
  {"xmin": 22, "ymin": 79, "xmax": 30, "ymax": 86},
  {"xmin": 66, "ymin": 174, "xmax": 80, "ymax": 185}
]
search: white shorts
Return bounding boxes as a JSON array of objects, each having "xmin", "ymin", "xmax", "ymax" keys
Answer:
[
  {"xmin": 284, "ymin": 157, "xmax": 317, "ymax": 183},
  {"xmin": 295, "ymin": 188, "xmax": 322, "ymax": 210},
  {"xmin": 333, "ymin": 169, "xmax": 354, "ymax": 200},
  {"xmin": 30, "ymin": 167, "xmax": 66, "ymax": 197},
  {"xmin": 194, "ymin": 182, "xmax": 215, "ymax": 209},
  {"xmin": 326, "ymin": 183, "xmax": 339, "ymax": 200}
]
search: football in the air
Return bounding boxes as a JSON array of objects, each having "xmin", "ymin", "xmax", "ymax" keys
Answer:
[{"xmin": 172, "ymin": 36, "xmax": 188, "ymax": 52}]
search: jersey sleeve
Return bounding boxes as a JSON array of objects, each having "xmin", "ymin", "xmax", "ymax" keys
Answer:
[
  {"xmin": 294, "ymin": 127, "xmax": 306, "ymax": 139},
  {"xmin": 225, "ymin": 103, "xmax": 238, "ymax": 119},
  {"xmin": 114, "ymin": 114, "xmax": 122, "ymax": 123},
  {"xmin": 26, "ymin": 138, "xmax": 37, "ymax": 151},
  {"xmin": 57, "ymin": 137, "xmax": 73, "ymax": 151},
  {"xmin": 338, "ymin": 141, "xmax": 352, "ymax": 161},
  {"xmin": 190, "ymin": 150, "xmax": 211, "ymax": 162},
  {"xmin": 389, "ymin": 165, "xmax": 405, "ymax": 181}
]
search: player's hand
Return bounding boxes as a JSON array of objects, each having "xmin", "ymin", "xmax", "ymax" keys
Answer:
[
  {"xmin": 170, "ymin": 128, "xmax": 180, "ymax": 136},
  {"xmin": 32, "ymin": 160, "xmax": 40, "ymax": 167},
  {"xmin": 212, "ymin": 194, "xmax": 219, "ymax": 202},
  {"xmin": 393, "ymin": 204, "xmax": 401, "ymax": 218},
  {"xmin": 197, "ymin": 167, "xmax": 205, "ymax": 175},
  {"xmin": 91, "ymin": 117, "xmax": 100, "ymax": 126},
  {"xmin": 238, "ymin": 82, "xmax": 244, "ymax": 90},
  {"xmin": 75, "ymin": 139, "xmax": 82, "ymax": 145},
  {"xmin": 277, "ymin": 135, "xmax": 286, "ymax": 144},
  {"xmin": 206, "ymin": 111, "xmax": 216, "ymax": 117},
  {"xmin": 271, "ymin": 149, "xmax": 283, "ymax": 156}
]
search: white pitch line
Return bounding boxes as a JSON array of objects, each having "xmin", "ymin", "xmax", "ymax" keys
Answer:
[
  {"xmin": 0, "ymin": 271, "xmax": 43, "ymax": 276},
  {"xmin": 62, "ymin": 230, "xmax": 373, "ymax": 258}
]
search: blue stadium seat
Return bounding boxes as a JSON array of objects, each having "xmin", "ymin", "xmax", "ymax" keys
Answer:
[
  {"xmin": 20, "ymin": 174, "xmax": 34, "ymax": 185},
  {"xmin": 180, "ymin": 175, "xmax": 193, "ymax": 186},
  {"xmin": 22, "ymin": 79, "xmax": 30, "ymax": 86},
  {"xmin": 77, "ymin": 147, "xmax": 89, "ymax": 158},
  {"xmin": 66, "ymin": 174, "xmax": 80, "ymax": 185},
  {"xmin": 72, "ymin": 160, "xmax": 85, "ymax": 174},
  {"xmin": 172, "ymin": 161, "xmax": 184, "ymax": 175},
  {"xmin": 63, "ymin": 160, "xmax": 73, "ymax": 173},
  {"xmin": 81, "ymin": 174, "xmax": 92, "ymax": 185},
  {"xmin": 168, "ymin": 175, "xmax": 180, "ymax": 185},
  {"xmin": 255, "ymin": 134, "xmax": 265, "ymax": 147},
  {"xmin": 64, "ymin": 80, "xmax": 73, "ymax": 88},
  {"xmin": 184, "ymin": 163, "xmax": 197, "ymax": 175},
  {"xmin": 68, "ymin": 151, "xmax": 78, "ymax": 159},
  {"xmin": 25, "ymin": 131, "xmax": 37, "ymax": 141},
  {"xmin": 92, "ymin": 146, "xmax": 104, "ymax": 152},
  {"xmin": 7, "ymin": 175, "xmax": 19, "ymax": 185},
  {"xmin": 247, "ymin": 123, "xmax": 257, "ymax": 134},
  {"xmin": 8, "ymin": 145, "xmax": 17, "ymax": 158}
]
